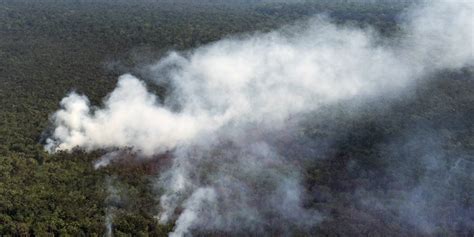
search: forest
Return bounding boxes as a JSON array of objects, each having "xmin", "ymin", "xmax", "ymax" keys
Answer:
[{"xmin": 0, "ymin": 0, "xmax": 472, "ymax": 236}]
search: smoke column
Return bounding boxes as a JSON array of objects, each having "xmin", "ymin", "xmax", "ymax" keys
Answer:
[
  {"xmin": 45, "ymin": 1, "xmax": 473, "ymax": 236},
  {"xmin": 104, "ymin": 177, "xmax": 120, "ymax": 237}
]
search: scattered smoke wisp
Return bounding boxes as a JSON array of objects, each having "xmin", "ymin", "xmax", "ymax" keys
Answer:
[
  {"xmin": 45, "ymin": 1, "xmax": 473, "ymax": 236},
  {"xmin": 104, "ymin": 177, "xmax": 121, "ymax": 237}
]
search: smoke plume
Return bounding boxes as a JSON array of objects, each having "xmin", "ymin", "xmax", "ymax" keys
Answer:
[
  {"xmin": 104, "ymin": 176, "xmax": 121, "ymax": 237},
  {"xmin": 45, "ymin": 1, "xmax": 473, "ymax": 236}
]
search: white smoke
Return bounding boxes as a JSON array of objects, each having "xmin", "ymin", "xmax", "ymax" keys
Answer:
[
  {"xmin": 104, "ymin": 177, "xmax": 121, "ymax": 237},
  {"xmin": 45, "ymin": 1, "xmax": 473, "ymax": 236},
  {"xmin": 168, "ymin": 187, "xmax": 217, "ymax": 237},
  {"xmin": 94, "ymin": 151, "xmax": 121, "ymax": 169}
]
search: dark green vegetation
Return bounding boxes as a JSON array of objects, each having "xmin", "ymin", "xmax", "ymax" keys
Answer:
[{"xmin": 0, "ymin": 0, "xmax": 472, "ymax": 236}]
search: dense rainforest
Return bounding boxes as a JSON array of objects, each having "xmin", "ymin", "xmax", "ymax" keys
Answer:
[{"xmin": 0, "ymin": 0, "xmax": 472, "ymax": 236}]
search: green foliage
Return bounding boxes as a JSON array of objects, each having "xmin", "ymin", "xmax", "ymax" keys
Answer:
[{"xmin": 1, "ymin": 0, "xmax": 471, "ymax": 236}]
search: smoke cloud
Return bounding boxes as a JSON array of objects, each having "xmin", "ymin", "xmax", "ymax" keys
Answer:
[{"xmin": 45, "ymin": 1, "xmax": 473, "ymax": 236}]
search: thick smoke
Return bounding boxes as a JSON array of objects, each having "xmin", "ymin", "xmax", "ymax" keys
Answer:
[{"xmin": 45, "ymin": 1, "xmax": 473, "ymax": 236}]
